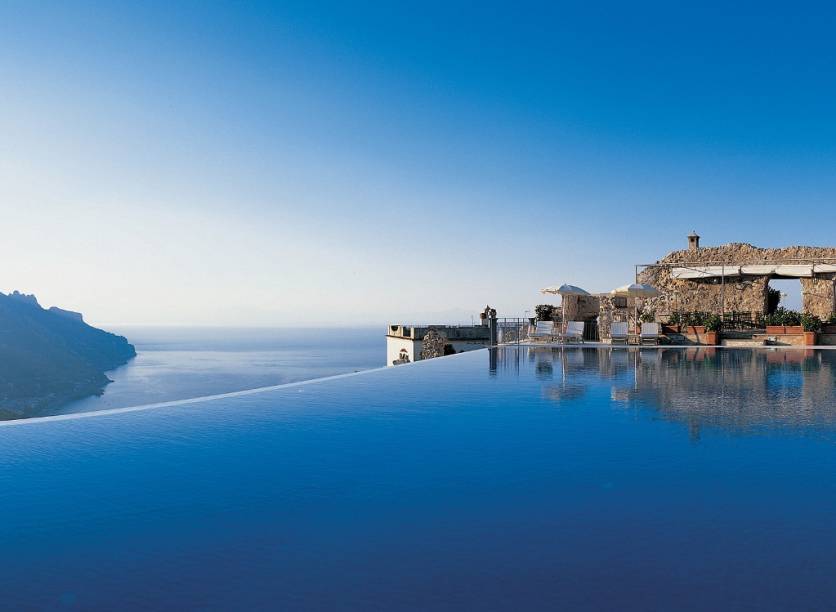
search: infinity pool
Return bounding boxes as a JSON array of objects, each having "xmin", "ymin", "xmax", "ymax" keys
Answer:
[{"xmin": 1, "ymin": 347, "xmax": 835, "ymax": 610}]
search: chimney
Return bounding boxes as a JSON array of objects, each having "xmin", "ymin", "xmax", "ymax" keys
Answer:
[{"xmin": 688, "ymin": 231, "xmax": 700, "ymax": 252}]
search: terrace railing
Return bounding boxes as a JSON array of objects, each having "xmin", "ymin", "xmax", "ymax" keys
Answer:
[
  {"xmin": 721, "ymin": 312, "xmax": 765, "ymax": 331},
  {"xmin": 496, "ymin": 318, "xmax": 531, "ymax": 344}
]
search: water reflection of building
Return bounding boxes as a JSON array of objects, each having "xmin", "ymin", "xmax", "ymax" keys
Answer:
[
  {"xmin": 629, "ymin": 349, "xmax": 836, "ymax": 435},
  {"xmin": 494, "ymin": 346, "xmax": 836, "ymax": 436}
]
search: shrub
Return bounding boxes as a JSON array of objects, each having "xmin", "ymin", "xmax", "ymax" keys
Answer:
[
  {"xmin": 640, "ymin": 310, "xmax": 655, "ymax": 323},
  {"xmin": 829, "ymin": 312, "xmax": 836, "ymax": 325},
  {"xmin": 801, "ymin": 312, "xmax": 822, "ymax": 332},
  {"xmin": 767, "ymin": 287, "xmax": 781, "ymax": 314},
  {"xmin": 683, "ymin": 312, "xmax": 706, "ymax": 327},
  {"xmin": 765, "ymin": 307, "xmax": 801, "ymax": 327},
  {"xmin": 668, "ymin": 312, "xmax": 681, "ymax": 325},
  {"xmin": 704, "ymin": 314, "xmax": 722, "ymax": 332},
  {"xmin": 534, "ymin": 304, "xmax": 556, "ymax": 321},
  {"xmin": 783, "ymin": 309, "xmax": 801, "ymax": 326}
]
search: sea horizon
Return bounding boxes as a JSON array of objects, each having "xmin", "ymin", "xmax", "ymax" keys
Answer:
[{"xmin": 53, "ymin": 325, "xmax": 387, "ymax": 418}]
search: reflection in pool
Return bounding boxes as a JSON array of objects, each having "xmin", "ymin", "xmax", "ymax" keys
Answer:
[
  {"xmin": 506, "ymin": 346, "xmax": 836, "ymax": 437},
  {"xmin": 1, "ymin": 347, "xmax": 835, "ymax": 610}
]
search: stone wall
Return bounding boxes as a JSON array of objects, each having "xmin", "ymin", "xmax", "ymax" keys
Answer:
[
  {"xmin": 421, "ymin": 329, "xmax": 446, "ymax": 360},
  {"xmin": 562, "ymin": 295, "xmax": 601, "ymax": 322},
  {"xmin": 801, "ymin": 276, "xmax": 836, "ymax": 318},
  {"xmin": 599, "ymin": 295, "xmax": 633, "ymax": 339},
  {"xmin": 637, "ymin": 242, "xmax": 836, "ymax": 320}
]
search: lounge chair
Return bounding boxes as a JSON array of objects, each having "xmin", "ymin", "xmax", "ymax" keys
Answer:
[
  {"xmin": 528, "ymin": 320, "xmax": 556, "ymax": 342},
  {"xmin": 564, "ymin": 321, "xmax": 585, "ymax": 343},
  {"xmin": 640, "ymin": 322, "xmax": 660, "ymax": 345},
  {"xmin": 610, "ymin": 321, "xmax": 628, "ymax": 345}
]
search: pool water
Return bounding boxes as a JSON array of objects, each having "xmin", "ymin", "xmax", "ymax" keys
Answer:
[{"xmin": 1, "ymin": 347, "xmax": 835, "ymax": 610}]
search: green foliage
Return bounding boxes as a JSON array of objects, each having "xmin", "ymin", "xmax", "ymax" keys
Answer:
[
  {"xmin": 639, "ymin": 310, "xmax": 655, "ymax": 323},
  {"xmin": 764, "ymin": 307, "xmax": 802, "ymax": 327},
  {"xmin": 829, "ymin": 312, "xmax": 836, "ymax": 325},
  {"xmin": 703, "ymin": 314, "xmax": 722, "ymax": 332},
  {"xmin": 667, "ymin": 312, "xmax": 681, "ymax": 325},
  {"xmin": 783, "ymin": 309, "xmax": 801, "ymax": 326},
  {"xmin": 674, "ymin": 311, "xmax": 723, "ymax": 330},
  {"xmin": 682, "ymin": 311, "xmax": 706, "ymax": 327},
  {"xmin": 800, "ymin": 312, "xmax": 822, "ymax": 332},
  {"xmin": 534, "ymin": 304, "xmax": 556, "ymax": 321},
  {"xmin": 766, "ymin": 287, "xmax": 781, "ymax": 314}
]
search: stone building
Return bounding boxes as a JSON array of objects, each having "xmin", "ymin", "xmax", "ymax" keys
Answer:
[
  {"xmin": 561, "ymin": 294, "xmax": 601, "ymax": 322},
  {"xmin": 386, "ymin": 324, "xmax": 491, "ymax": 366},
  {"xmin": 637, "ymin": 234, "xmax": 836, "ymax": 320}
]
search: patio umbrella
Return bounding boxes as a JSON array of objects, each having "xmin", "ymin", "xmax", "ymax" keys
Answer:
[
  {"xmin": 610, "ymin": 283, "xmax": 660, "ymax": 330},
  {"xmin": 540, "ymin": 284, "xmax": 590, "ymax": 329}
]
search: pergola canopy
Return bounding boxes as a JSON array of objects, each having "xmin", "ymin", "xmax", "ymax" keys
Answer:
[{"xmin": 671, "ymin": 264, "xmax": 836, "ymax": 280}]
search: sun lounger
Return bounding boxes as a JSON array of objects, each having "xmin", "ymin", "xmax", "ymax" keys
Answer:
[
  {"xmin": 640, "ymin": 322, "xmax": 660, "ymax": 345},
  {"xmin": 610, "ymin": 321, "xmax": 628, "ymax": 345},
  {"xmin": 529, "ymin": 320, "xmax": 556, "ymax": 342},
  {"xmin": 564, "ymin": 321, "xmax": 585, "ymax": 343}
]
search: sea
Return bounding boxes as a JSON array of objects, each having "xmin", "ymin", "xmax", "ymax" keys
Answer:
[{"xmin": 56, "ymin": 326, "xmax": 385, "ymax": 415}]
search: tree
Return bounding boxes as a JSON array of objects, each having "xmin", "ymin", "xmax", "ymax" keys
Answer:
[
  {"xmin": 534, "ymin": 304, "xmax": 556, "ymax": 321},
  {"xmin": 767, "ymin": 287, "xmax": 781, "ymax": 314}
]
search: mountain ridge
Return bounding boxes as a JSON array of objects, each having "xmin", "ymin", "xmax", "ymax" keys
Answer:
[{"xmin": 0, "ymin": 291, "xmax": 136, "ymax": 419}]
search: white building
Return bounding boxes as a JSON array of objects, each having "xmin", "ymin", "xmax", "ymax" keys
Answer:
[{"xmin": 386, "ymin": 324, "xmax": 492, "ymax": 366}]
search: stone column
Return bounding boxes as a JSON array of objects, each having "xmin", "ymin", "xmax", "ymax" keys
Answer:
[{"xmin": 801, "ymin": 275, "xmax": 836, "ymax": 319}]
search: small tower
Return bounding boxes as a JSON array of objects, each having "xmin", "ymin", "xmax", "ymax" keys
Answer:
[{"xmin": 688, "ymin": 231, "xmax": 700, "ymax": 252}]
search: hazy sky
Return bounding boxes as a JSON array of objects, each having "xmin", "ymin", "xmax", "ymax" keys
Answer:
[{"xmin": 2, "ymin": 1, "xmax": 835, "ymax": 325}]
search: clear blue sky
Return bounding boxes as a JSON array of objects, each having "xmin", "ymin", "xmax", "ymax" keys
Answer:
[{"xmin": 1, "ymin": 1, "xmax": 834, "ymax": 325}]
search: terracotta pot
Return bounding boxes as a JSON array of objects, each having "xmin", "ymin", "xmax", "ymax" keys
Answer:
[
  {"xmin": 766, "ymin": 325, "xmax": 803, "ymax": 334},
  {"xmin": 686, "ymin": 326, "xmax": 705, "ymax": 334},
  {"xmin": 803, "ymin": 331, "xmax": 817, "ymax": 346},
  {"xmin": 704, "ymin": 331, "xmax": 719, "ymax": 345}
]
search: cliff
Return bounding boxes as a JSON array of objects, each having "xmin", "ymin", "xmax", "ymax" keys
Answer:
[{"xmin": 0, "ymin": 291, "xmax": 136, "ymax": 418}]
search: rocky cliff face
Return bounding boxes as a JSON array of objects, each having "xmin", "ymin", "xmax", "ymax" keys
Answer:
[
  {"xmin": 48, "ymin": 306, "xmax": 85, "ymax": 323},
  {"xmin": 0, "ymin": 292, "xmax": 136, "ymax": 419}
]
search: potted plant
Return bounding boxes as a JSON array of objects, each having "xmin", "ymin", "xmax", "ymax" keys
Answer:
[
  {"xmin": 764, "ymin": 309, "xmax": 782, "ymax": 333},
  {"xmin": 782, "ymin": 309, "xmax": 803, "ymax": 333},
  {"xmin": 684, "ymin": 312, "xmax": 706, "ymax": 335},
  {"xmin": 800, "ymin": 312, "xmax": 822, "ymax": 346},
  {"xmin": 663, "ymin": 312, "xmax": 682, "ymax": 334},
  {"xmin": 703, "ymin": 314, "xmax": 722, "ymax": 345},
  {"xmin": 823, "ymin": 312, "xmax": 836, "ymax": 335},
  {"xmin": 765, "ymin": 308, "xmax": 803, "ymax": 334}
]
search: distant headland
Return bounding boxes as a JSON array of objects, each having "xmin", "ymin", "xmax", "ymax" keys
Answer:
[{"xmin": 0, "ymin": 291, "xmax": 136, "ymax": 419}]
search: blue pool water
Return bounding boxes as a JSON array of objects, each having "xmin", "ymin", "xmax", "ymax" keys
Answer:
[{"xmin": 1, "ymin": 346, "xmax": 835, "ymax": 610}]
